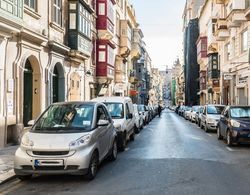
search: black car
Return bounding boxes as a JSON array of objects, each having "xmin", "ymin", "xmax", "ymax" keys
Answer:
[{"xmin": 217, "ymin": 106, "xmax": 250, "ymax": 146}]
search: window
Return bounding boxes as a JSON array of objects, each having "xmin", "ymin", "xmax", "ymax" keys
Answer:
[
  {"xmin": 107, "ymin": 45, "xmax": 115, "ymax": 66},
  {"xmin": 79, "ymin": 4, "xmax": 91, "ymax": 38},
  {"xmin": 53, "ymin": 0, "xmax": 62, "ymax": 26},
  {"xmin": 107, "ymin": 0, "xmax": 114, "ymax": 23},
  {"xmin": 98, "ymin": 3, "xmax": 105, "ymax": 15},
  {"xmin": 25, "ymin": 0, "xmax": 37, "ymax": 11},
  {"xmin": 116, "ymin": 12, "xmax": 120, "ymax": 36},
  {"xmin": 241, "ymin": 30, "xmax": 248, "ymax": 52},
  {"xmin": 97, "ymin": 106, "xmax": 107, "ymax": 121},
  {"xmin": 98, "ymin": 51, "xmax": 106, "ymax": 62}
]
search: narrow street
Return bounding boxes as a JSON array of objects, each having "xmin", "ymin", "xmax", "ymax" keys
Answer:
[{"xmin": 2, "ymin": 109, "xmax": 250, "ymax": 195}]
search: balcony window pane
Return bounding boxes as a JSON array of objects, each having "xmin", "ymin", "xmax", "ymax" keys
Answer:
[
  {"xmin": 98, "ymin": 51, "xmax": 106, "ymax": 62},
  {"xmin": 24, "ymin": 0, "xmax": 36, "ymax": 11},
  {"xmin": 79, "ymin": 3, "xmax": 91, "ymax": 38},
  {"xmin": 98, "ymin": 3, "xmax": 105, "ymax": 15}
]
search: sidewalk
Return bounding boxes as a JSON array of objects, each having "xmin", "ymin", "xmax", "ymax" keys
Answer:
[{"xmin": 0, "ymin": 145, "xmax": 18, "ymax": 184}]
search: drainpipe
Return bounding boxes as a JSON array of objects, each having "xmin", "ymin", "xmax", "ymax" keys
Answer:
[
  {"xmin": 46, "ymin": 0, "xmax": 52, "ymax": 106},
  {"xmin": 3, "ymin": 36, "xmax": 10, "ymax": 146}
]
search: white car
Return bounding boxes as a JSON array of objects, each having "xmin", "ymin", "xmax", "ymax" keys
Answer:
[
  {"xmin": 92, "ymin": 96, "xmax": 136, "ymax": 151},
  {"xmin": 190, "ymin": 106, "xmax": 199, "ymax": 122},
  {"xmin": 14, "ymin": 102, "xmax": 117, "ymax": 180},
  {"xmin": 133, "ymin": 104, "xmax": 144, "ymax": 133},
  {"xmin": 137, "ymin": 104, "xmax": 149, "ymax": 125}
]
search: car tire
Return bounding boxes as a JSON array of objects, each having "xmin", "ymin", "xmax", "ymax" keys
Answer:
[
  {"xmin": 119, "ymin": 133, "xmax": 127, "ymax": 151},
  {"xmin": 217, "ymin": 126, "xmax": 223, "ymax": 140},
  {"xmin": 226, "ymin": 130, "xmax": 233, "ymax": 146},
  {"xmin": 204, "ymin": 124, "xmax": 209, "ymax": 132},
  {"xmin": 109, "ymin": 139, "xmax": 118, "ymax": 161},
  {"xmin": 134, "ymin": 124, "xmax": 139, "ymax": 134},
  {"xmin": 85, "ymin": 152, "xmax": 99, "ymax": 180},
  {"xmin": 17, "ymin": 175, "xmax": 32, "ymax": 181},
  {"xmin": 130, "ymin": 130, "xmax": 135, "ymax": 141}
]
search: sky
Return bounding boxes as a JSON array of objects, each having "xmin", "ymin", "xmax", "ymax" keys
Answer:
[{"xmin": 130, "ymin": 0, "xmax": 185, "ymax": 70}]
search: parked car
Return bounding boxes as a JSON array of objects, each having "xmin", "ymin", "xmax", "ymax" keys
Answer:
[
  {"xmin": 138, "ymin": 104, "xmax": 149, "ymax": 125},
  {"xmin": 184, "ymin": 106, "xmax": 192, "ymax": 120},
  {"xmin": 200, "ymin": 104, "xmax": 225, "ymax": 132},
  {"xmin": 190, "ymin": 106, "xmax": 199, "ymax": 122},
  {"xmin": 148, "ymin": 105, "xmax": 155, "ymax": 120},
  {"xmin": 133, "ymin": 104, "xmax": 144, "ymax": 133},
  {"xmin": 14, "ymin": 102, "xmax": 117, "ymax": 180},
  {"xmin": 92, "ymin": 96, "xmax": 136, "ymax": 151},
  {"xmin": 195, "ymin": 106, "xmax": 204, "ymax": 127},
  {"xmin": 217, "ymin": 106, "xmax": 250, "ymax": 146},
  {"xmin": 178, "ymin": 106, "xmax": 185, "ymax": 116}
]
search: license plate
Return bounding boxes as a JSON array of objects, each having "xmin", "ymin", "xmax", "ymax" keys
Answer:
[{"xmin": 34, "ymin": 159, "xmax": 64, "ymax": 167}]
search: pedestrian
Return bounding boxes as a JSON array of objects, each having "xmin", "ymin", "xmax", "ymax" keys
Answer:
[{"xmin": 158, "ymin": 104, "xmax": 162, "ymax": 117}]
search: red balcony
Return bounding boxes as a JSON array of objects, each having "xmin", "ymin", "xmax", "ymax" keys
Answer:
[
  {"xmin": 96, "ymin": 40, "xmax": 116, "ymax": 80},
  {"xmin": 196, "ymin": 36, "xmax": 207, "ymax": 64},
  {"xmin": 96, "ymin": 0, "xmax": 115, "ymax": 40}
]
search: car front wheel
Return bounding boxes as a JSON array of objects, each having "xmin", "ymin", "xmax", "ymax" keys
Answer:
[
  {"xmin": 226, "ymin": 130, "xmax": 233, "ymax": 146},
  {"xmin": 109, "ymin": 139, "xmax": 117, "ymax": 161},
  {"xmin": 217, "ymin": 126, "xmax": 223, "ymax": 140},
  {"xmin": 85, "ymin": 152, "xmax": 99, "ymax": 180}
]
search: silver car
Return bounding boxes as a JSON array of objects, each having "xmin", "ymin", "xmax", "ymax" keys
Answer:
[
  {"xmin": 14, "ymin": 102, "xmax": 117, "ymax": 180},
  {"xmin": 133, "ymin": 104, "xmax": 144, "ymax": 133},
  {"xmin": 200, "ymin": 104, "xmax": 225, "ymax": 132}
]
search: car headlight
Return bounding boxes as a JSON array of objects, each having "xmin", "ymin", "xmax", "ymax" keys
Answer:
[
  {"xmin": 207, "ymin": 118, "xmax": 216, "ymax": 124},
  {"xmin": 69, "ymin": 135, "xmax": 91, "ymax": 148},
  {"xmin": 21, "ymin": 134, "xmax": 34, "ymax": 147},
  {"xmin": 230, "ymin": 120, "xmax": 240, "ymax": 128},
  {"xmin": 114, "ymin": 124, "xmax": 122, "ymax": 131}
]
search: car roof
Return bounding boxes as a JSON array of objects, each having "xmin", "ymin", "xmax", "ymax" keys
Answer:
[
  {"xmin": 52, "ymin": 101, "xmax": 97, "ymax": 106},
  {"xmin": 91, "ymin": 96, "xmax": 132, "ymax": 103},
  {"xmin": 228, "ymin": 105, "xmax": 250, "ymax": 108}
]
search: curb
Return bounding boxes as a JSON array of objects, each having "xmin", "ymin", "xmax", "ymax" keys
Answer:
[{"xmin": 0, "ymin": 169, "xmax": 16, "ymax": 185}]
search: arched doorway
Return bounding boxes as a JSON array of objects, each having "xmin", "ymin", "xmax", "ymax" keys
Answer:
[
  {"xmin": 23, "ymin": 56, "xmax": 41, "ymax": 127},
  {"xmin": 52, "ymin": 63, "xmax": 65, "ymax": 103},
  {"xmin": 23, "ymin": 59, "xmax": 33, "ymax": 126}
]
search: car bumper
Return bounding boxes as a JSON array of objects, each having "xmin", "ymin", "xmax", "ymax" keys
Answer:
[
  {"xmin": 207, "ymin": 123, "xmax": 218, "ymax": 130},
  {"xmin": 231, "ymin": 129, "xmax": 250, "ymax": 143},
  {"xmin": 14, "ymin": 146, "xmax": 95, "ymax": 176}
]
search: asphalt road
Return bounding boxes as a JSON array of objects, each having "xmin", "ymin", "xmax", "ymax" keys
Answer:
[{"xmin": 2, "ymin": 109, "xmax": 250, "ymax": 195}]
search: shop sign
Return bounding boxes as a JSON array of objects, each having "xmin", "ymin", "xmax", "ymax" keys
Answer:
[
  {"xmin": 223, "ymin": 73, "xmax": 233, "ymax": 80},
  {"xmin": 239, "ymin": 76, "xmax": 248, "ymax": 84}
]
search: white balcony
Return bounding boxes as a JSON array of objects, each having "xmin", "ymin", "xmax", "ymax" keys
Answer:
[{"xmin": 216, "ymin": 29, "xmax": 230, "ymax": 41}]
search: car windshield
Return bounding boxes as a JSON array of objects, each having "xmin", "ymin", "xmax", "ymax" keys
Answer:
[
  {"xmin": 230, "ymin": 108, "xmax": 250, "ymax": 118},
  {"xmin": 207, "ymin": 106, "xmax": 224, "ymax": 114},
  {"xmin": 186, "ymin": 107, "xmax": 192, "ymax": 111},
  {"xmin": 138, "ymin": 105, "xmax": 145, "ymax": 112},
  {"xmin": 32, "ymin": 104, "xmax": 94, "ymax": 132},
  {"xmin": 104, "ymin": 103, "xmax": 124, "ymax": 119},
  {"xmin": 192, "ymin": 106, "xmax": 199, "ymax": 112}
]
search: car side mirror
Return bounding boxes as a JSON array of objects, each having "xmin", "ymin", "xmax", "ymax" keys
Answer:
[
  {"xmin": 28, "ymin": 120, "xmax": 35, "ymax": 126},
  {"xmin": 97, "ymin": 119, "xmax": 109, "ymax": 126},
  {"xmin": 127, "ymin": 113, "xmax": 133, "ymax": 119}
]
